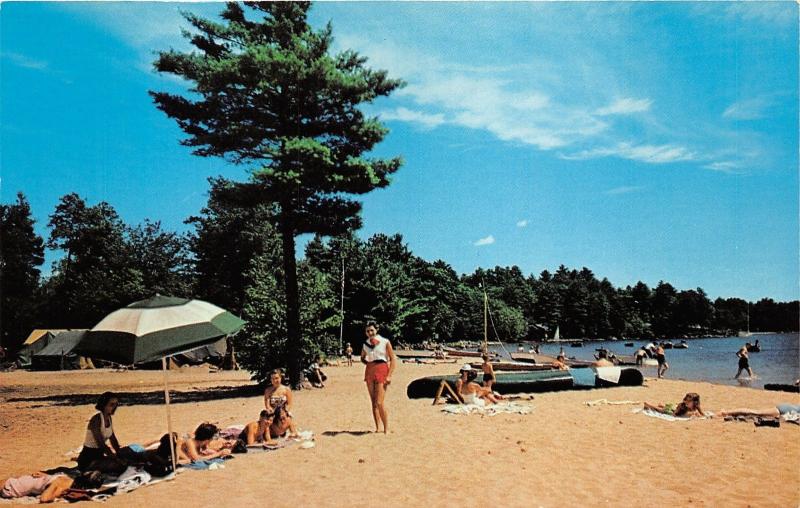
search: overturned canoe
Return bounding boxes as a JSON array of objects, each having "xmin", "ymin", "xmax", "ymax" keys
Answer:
[{"xmin": 406, "ymin": 367, "xmax": 644, "ymax": 398}]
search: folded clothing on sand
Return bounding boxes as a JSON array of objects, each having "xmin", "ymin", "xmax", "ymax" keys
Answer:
[{"xmin": 1, "ymin": 473, "xmax": 63, "ymax": 499}]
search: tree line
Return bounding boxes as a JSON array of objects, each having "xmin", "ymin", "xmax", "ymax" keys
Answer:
[{"xmin": 2, "ymin": 189, "xmax": 798, "ymax": 381}]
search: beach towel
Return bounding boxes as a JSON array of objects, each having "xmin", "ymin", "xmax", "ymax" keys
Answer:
[
  {"xmin": 441, "ymin": 402, "xmax": 533, "ymax": 416},
  {"xmin": 182, "ymin": 458, "xmax": 227, "ymax": 471},
  {"xmin": 585, "ymin": 398, "xmax": 641, "ymax": 407},
  {"xmin": 632, "ymin": 408, "xmax": 713, "ymax": 421}
]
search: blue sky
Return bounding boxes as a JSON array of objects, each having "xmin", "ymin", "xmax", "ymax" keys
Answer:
[{"xmin": 2, "ymin": 1, "xmax": 797, "ymax": 302}]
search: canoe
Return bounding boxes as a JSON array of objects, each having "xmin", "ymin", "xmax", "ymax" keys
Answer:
[
  {"xmin": 468, "ymin": 361, "xmax": 554, "ymax": 372},
  {"xmin": 395, "ymin": 349, "xmax": 439, "ymax": 359},
  {"xmin": 764, "ymin": 383, "xmax": 799, "ymax": 393},
  {"xmin": 511, "ymin": 352, "xmax": 594, "ymax": 368},
  {"xmin": 406, "ymin": 367, "xmax": 644, "ymax": 398},
  {"xmin": 442, "ymin": 347, "xmax": 492, "ymax": 358}
]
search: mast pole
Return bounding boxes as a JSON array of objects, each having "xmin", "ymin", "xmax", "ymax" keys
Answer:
[{"xmin": 339, "ymin": 257, "xmax": 345, "ymax": 354}]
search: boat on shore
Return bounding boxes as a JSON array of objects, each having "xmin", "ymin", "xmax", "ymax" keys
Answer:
[
  {"xmin": 442, "ymin": 347, "xmax": 485, "ymax": 358},
  {"xmin": 470, "ymin": 360, "xmax": 554, "ymax": 372},
  {"xmin": 395, "ymin": 349, "xmax": 439, "ymax": 359},
  {"xmin": 406, "ymin": 367, "xmax": 644, "ymax": 398}
]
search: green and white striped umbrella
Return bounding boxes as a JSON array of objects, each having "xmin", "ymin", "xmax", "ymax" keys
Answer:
[{"xmin": 76, "ymin": 295, "xmax": 246, "ymax": 365}]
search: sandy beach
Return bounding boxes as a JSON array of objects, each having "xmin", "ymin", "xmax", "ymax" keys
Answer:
[{"xmin": 1, "ymin": 363, "xmax": 798, "ymax": 508}]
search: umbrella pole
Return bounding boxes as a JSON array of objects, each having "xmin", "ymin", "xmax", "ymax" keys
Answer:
[{"xmin": 162, "ymin": 357, "xmax": 177, "ymax": 473}]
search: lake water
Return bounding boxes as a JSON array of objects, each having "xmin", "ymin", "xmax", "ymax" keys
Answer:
[{"xmin": 490, "ymin": 333, "xmax": 800, "ymax": 389}]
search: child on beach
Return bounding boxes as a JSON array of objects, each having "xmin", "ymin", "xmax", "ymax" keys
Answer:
[
  {"xmin": 643, "ymin": 393, "xmax": 705, "ymax": 417},
  {"xmin": 270, "ymin": 406, "xmax": 299, "ymax": 438},
  {"xmin": 480, "ymin": 354, "xmax": 496, "ymax": 390}
]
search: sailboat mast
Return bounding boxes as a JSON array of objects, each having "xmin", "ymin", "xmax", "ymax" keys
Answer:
[
  {"xmin": 483, "ymin": 287, "xmax": 488, "ymax": 349},
  {"xmin": 339, "ymin": 257, "xmax": 345, "ymax": 354}
]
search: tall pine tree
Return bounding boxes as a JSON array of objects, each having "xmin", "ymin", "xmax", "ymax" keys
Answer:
[
  {"xmin": 151, "ymin": 2, "xmax": 403, "ymax": 385},
  {"xmin": 0, "ymin": 193, "xmax": 45, "ymax": 353}
]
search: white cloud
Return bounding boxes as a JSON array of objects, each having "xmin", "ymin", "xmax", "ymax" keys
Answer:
[
  {"xmin": 605, "ymin": 186, "xmax": 644, "ymax": 195},
  {"xmin": 2, "ymin": 52, "xmax": 48, "ymax": 71},
  {"xmin": 723, "ymin": 96, "xmax": 773, "ymax": 120},
  {"xmin": 703, "ymin": 161, "xmax": 742, "ymax": 174},
  {"xmin": 474, "ymin": 235, "xmax": 495, "ymax": 246},
  {"xmin": 595, "ymin": 98, "xmax": 652, "ymax": 116},
  {"xmin": 562, "ymin": 142, "xmax": 696, "ymax": 164},
  {"xmin": 380, "ymin": 107, "xmax": 445, "ymax": 129},
  {"xmin": 516, "ymin": 220, "xmax": 528, "ymax": 228}
]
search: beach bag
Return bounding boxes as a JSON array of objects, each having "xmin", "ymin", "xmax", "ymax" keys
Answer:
[{"xmin": 144, "ymin": 459, "xmax": 174, "ymax": 478}]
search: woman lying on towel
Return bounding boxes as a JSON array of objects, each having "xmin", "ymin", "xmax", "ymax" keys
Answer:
[
  {"xmin": 240, "ymin": 410, "xmax": 278, "ymax": 446},
  {"xmin": 270, "ymin": 406, "xmax": 299, "ymax": 438},
  {"xmin": 76, "ymin": 392, "xmax": 127, "ymax": 475},
  {"xmin": 643, "ymin": 392, "xmax": 705, "ymax": 417},
  {"xmin": 1, "ymin": 470, "xmax": 102, "ymax": 502},
  {"xmin": 458, "ymin": 366, "xmax": 502, "ymax": 406},
  {"xmin": 718, "ymin": 403, "xmax": 800, "ymax": 419},
  {"xmin": 179, "ymin": 423, "xmax": 232, "ymax": 462}
]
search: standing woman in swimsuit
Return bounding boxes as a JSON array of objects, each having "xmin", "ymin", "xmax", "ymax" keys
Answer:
[
  {"xmin": 76, "ymin": 392, "xmax": 126, "ymax": 475},
  {"xmin": 361, "ymin": 322, "xmax": 396, "ymax": 434}
]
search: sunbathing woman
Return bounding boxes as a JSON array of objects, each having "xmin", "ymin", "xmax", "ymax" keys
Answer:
[
  {"xmin": 718, "ymin": 403, "xmax": 800, "ymax": 419},
  {"xmin": 2, "ymin": 470, "xmax": 103, "ymax": 503},
  {"xmin": 179, "ymin": 423, "xmax": 232, "ymax": 463},
  {"xmin": 270, "ymin": 406, "xmax": 299, "ymax": 439},
  {"xmin": 76, "ymin": 392, "xmax": 127, "ymax": 475},
  {"xmin": 643, "ymin": 393, "xmax": 705, "ymax": 417},
  {"xmin": 459, "ymin": 368, "xmax": 502, "ymax": 406},
  {"xmin": 239, "ymin": 410, "xmax": 278, "ymax": 446}
]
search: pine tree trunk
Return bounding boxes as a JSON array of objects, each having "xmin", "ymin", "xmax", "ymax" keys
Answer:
[{"xmin": 279, "ymin": 215, "xmax": 302, "ymax": 388}]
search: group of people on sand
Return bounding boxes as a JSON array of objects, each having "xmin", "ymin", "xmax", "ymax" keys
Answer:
[{"xmin": 68, "ymin": 372, "xmax": 302, "ymax": 474}]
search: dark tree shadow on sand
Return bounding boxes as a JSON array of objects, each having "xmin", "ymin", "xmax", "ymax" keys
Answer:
[
  {"xmin": 321, "ymin": 430, "xmax": 373, "ymax": 437},
  {"xmin": 8, "ymin": 384, "xmax": 263, "ymax": 407}
]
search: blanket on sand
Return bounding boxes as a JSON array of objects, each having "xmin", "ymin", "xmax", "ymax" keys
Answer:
[
  {"xmin": 441, "ymin": 402, "xmax": 533, "ymax": 416},
  {"xmin": 632, "ymin": 408, "xmax": 713, "ymax": 421}
]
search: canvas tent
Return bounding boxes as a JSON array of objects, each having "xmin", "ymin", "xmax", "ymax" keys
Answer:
[
  {"xmin": 16, "ymin": 329, "xmax": 69, "ymax": 367},
  {"xmin": 31, "ymin": 330, "xmax": 93, "ymax": 370}
]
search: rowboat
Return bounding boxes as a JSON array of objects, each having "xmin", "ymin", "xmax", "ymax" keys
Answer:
[
  {"xmin": 469, "ymin": 361, "xmax": 554, "ymax": 372},
  {"xmin": 510, "ymin": 352, "xmax": 594, "ymax": 367},
  {"xmin": 395, "ymin": 349, "xmax": 439, "ymax": 359},
  {"xmin": 406, "ymin": 367, "xmax": 644, "ymax": 398},
  {"xmin": 442, "ymin": 347, "xmax": 491, "ymax": 358}
]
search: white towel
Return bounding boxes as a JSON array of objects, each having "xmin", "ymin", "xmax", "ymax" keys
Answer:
[
  {"xmin": 632, "ymin": 408, "xmax": 713, "ymax": 421},
  {"xmin": 594, "ymin": 366, "xmax": 621, "ymax": 384},
  {"xmin": 441, "ymin": 402, "xmax": 533, "ymax": 416}
]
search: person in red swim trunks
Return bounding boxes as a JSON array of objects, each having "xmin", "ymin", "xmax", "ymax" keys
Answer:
[{"xmin": 361, "ymin": 322, "xmax": 397, "ymax": 434}]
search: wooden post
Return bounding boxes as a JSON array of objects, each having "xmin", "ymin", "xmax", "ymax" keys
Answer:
[{"xmin": 162, "ymin": 357, "xmax": 177, "ymax": 473}]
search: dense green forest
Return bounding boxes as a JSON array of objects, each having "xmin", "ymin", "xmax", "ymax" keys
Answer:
[{"xmin": 2, "ymin": 190, "xmax": 798, "ymax": 379}]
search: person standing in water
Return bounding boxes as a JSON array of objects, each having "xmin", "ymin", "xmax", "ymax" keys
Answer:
[
  {"xmin": 361, "ymin": 322, "xmax": 396, "ymax": 434},
  {"xmin": 735, "ymin": 344, "xmax": 755, "ymax": 379}
]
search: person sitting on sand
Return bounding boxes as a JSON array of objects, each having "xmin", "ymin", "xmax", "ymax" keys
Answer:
[
  {"xmin": 458, "ymin": 366, "xmax": 502, "ymax": 406},
  {"xmin": 480, "ymin": 354, "xmax": 496, "ymax": 390},
  {"xmin": 76, "ymin": 392, "xmax": 127, "ymax": 475},
  {"xmin": 179, "ymin": 423, "xmax": 232, "ymax": 463},
  {"xmin": 553, "ymin": 353, "xmax": 570, "ymax": 371},
  {"xmin": 643, "ymin": 392, "xmax": 705, "ymax": 417},
  {"xmin": 718, "ymin": 403, "xmax": 800, "ymax": 419},
  {"xmin": 270, "ymin": 406, "xmax": 299, "ymax": 438},
  {"xmin": 239, "ymin": 410, "xmax": 278, "ymax": 446},
  {"xmin": 593, "ymin": 350, "xmax": 614, "ymax": 367},
  {"xmin": 306, "ymin": 356, "xmax": 326, "ymax": 388},
  {"xmin": 264, "ymin": 368, "xmax": 294, "ymax": 413}
]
